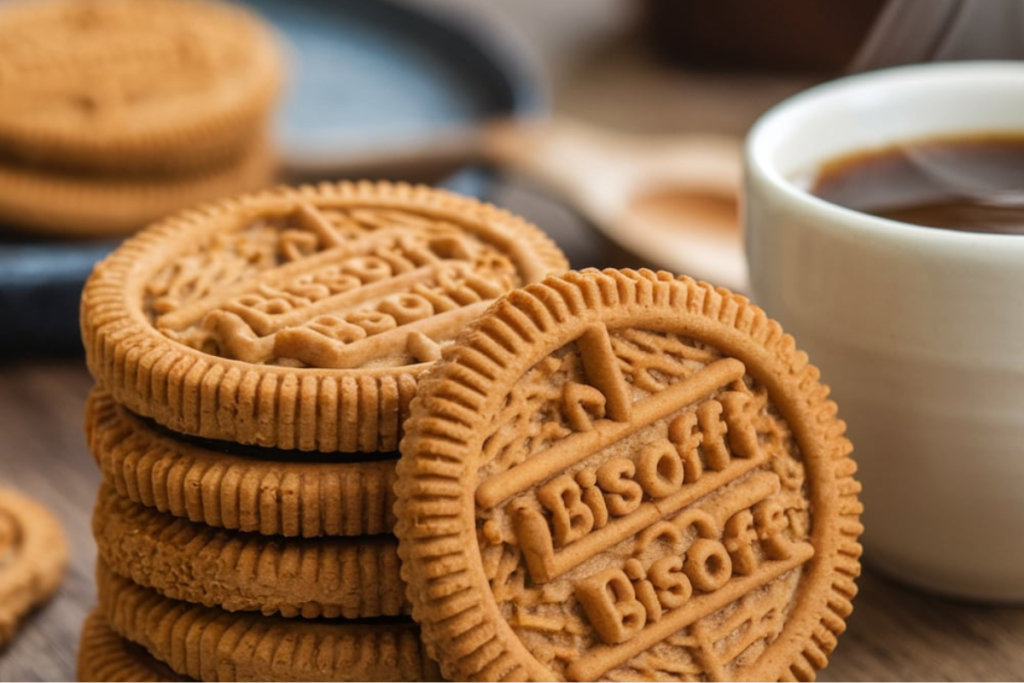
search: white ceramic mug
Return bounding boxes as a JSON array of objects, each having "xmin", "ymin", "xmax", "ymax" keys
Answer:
[{"xmin": 745, "ymin": 61, "xmax": 1024, "ymax": 601}]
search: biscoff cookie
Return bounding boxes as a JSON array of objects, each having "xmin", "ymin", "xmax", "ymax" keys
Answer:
[
  {"xmin": 0, "ymin": 0, "xmax": 281, "ymax": 175},
  {"xmin": 0, "ymin": 487, "xmax": 68, "ymax": 648},
  {"xmin": 78, "ymin": 610, "xmax": 188, "ymax": 682},
  {"xmin": 396, "ymin": 268, "xmax": 863, "ymax": 681},
  {"xmin": 96, "ymin": 561, "xmax": 440, "ymax": 682},
  {"xmin": 86, "ymin": 387, "xmax": 398, "ymax": 537},
  {"xmin": 82, "ymin": 181, "xmax": 568, "ymax": 452},
  {"xmin": 0, "ymin": 140, "xmax": 275, "ymax": 237},
  {"xmin": 94, "ymin": 483, "xmax": 407, "ymax": 619}
]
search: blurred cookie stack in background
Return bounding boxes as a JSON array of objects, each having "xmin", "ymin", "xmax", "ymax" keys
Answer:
[
  {"xmin": 0, "ymin": 0, "xmax": 281, "ymax": 238},
  {"xmin": 76, "ymin": 181, "xmax": 569, "ymax": 681}
]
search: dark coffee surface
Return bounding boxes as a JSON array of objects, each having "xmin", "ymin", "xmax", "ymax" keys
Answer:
[{"xmin": 810, "ymin": 134, "xmax": 1024, "ymax": 234}]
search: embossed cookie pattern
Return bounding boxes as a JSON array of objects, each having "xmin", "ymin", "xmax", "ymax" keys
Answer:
[
  {"xmin": 397, "ymin": 269, "xmax": 862, "ymax": 681},
  {"xmin": 148, "ymin": 203, "xmax": 518, "ymax": 369},
  {"xmin": 478, "ymin": 328, "xmax": 811, "ymax": 680}
]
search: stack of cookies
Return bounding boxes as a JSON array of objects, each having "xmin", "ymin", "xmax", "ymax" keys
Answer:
[
  {"xmin": 77, "ymin": 179, "xmax": 865, "ymax": 682},
  {"xmin": 0, "ymin": 0, "xmax": 281, "ymax": 238},
  {"xmin": 77, "ymin": 181, "xmax": 569, "ymax": 681}
]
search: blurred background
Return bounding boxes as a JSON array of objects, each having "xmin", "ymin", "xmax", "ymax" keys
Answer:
[
  {"xmin": 0, "ymin": 0, "xmax": 863, "ymax": 353},
  {"xmin": 11, "ymin": 0, "xmax": 1023, "ymax": 352},
  {"xmin": 6, "ymin": 0, "xmax": 1024, "ymax": 351}
]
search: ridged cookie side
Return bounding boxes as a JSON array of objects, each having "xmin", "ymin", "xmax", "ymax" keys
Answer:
[
  {"xmin": 96, "ymin": 561, "xmax": 440, "ymax": 682},
  {"xmin": 395, "ymin": 268, "xmax": 863, "ymax": 681},
  {"xmin": 86, "ymin": 387, "xmax": 399, "ymax": 537},
  {"xmin": 0, "ymin": 139, "xmax": 275, "ymax": 237},
  {"xmin": 77, "ymin": 610, "xmax": 189, "ymax": 682},
  {"xmin": 94, "ymin": 482, "xmax": 408, "ymax": 619}
]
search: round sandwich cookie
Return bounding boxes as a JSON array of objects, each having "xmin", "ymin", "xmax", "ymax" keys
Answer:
[
  {"xmin": 94, "ymin": 482, "xmax": 408, "ymax": 619},
  {"xmin": 96, "ymin": 561, "xmax": 441, "ymax": 682},
  {"xmin": 0, "ymin": 487, "xmax": 68, "ymax": 648},
  {"xmin": 0, "ymin": 140, "xmax": 275, "ymax": 237},
  {"xmin": 82, "ymin": 181, "xmax": 569, "ymax": 453},
  {"xmin": 86, "ymin": 387, "xmax": 399, "ymax": 537},
  {"xmin": 395, "ymin": 268, "xmax": 863, "ymax": 682},
  {"xmin": 78, "ymin": 610, "xmax": 189, "ymax": 682},
  {"xmin": 0, "ymin": 0, "xmax": 281, "ymax": 175}
]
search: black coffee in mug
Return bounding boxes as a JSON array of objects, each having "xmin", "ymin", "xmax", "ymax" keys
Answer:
[{"xmin": 809, "ymin": 133, "xmax": 1024, "ymax": 234}]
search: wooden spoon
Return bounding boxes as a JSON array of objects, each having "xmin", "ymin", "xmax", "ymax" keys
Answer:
[{"xmin": 483, "ymin": 118, "xmax": 745, "ymax": 291}]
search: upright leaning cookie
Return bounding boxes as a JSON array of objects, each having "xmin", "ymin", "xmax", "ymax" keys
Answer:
[
  {"xmin": 396, "ymin": 268, "xmax": 863, "ymax": 681},
  {"xmin": 81, "ymin": 181, "xmax": 568, "ymax": 453}
]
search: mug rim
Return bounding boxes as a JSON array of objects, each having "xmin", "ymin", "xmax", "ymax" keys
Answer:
[{"xmin": 745, "ymin": 60, "xmax": 1024, "ymax": 246}]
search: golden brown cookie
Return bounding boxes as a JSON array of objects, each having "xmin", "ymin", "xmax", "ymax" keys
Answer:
[
  {"xmin": 81, "ymin": 181, "xmax": 569, "ymax": 452},
  {"xmin": 0, "ymin": 0, "xmax": 281, "ymax": 175},
  {"xmin": 0, "ymin": 487, "xmax": 68, "ymax": 649},
  {"xmin": 0, "ymin": 140, "xmax": 275, "ymax": 237},
  {"xmin": 77, "ymin": 610, "xmax": 189, "ymax": 682},
  {"xmin": 396, "ymin": 268, "xmax": 863, "ymax": 681},
  {"xmin": 86, "ymin": 387, "xmax": 398, "ymax": 537},
  {"xmin": 96, "ymin": 561, "xmax": 440, "ymax": 682},
  {"xmin": 94, "ymin": 483, "xmax": 408, "ymax": 619}
]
